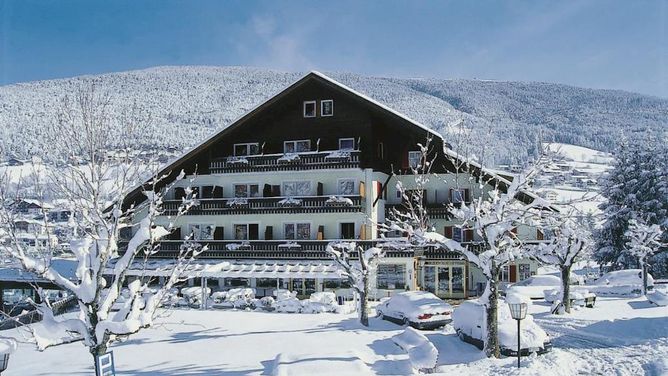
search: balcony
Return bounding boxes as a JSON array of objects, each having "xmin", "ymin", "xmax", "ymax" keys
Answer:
[
  {"xmin": 385, "ymin": 203, "xmax": 454, "ymax": 219},
  {"xmin": 163, "ymin": 195, "xmax": 364, "ymax": 216},
  {"xmin": 210, "ymin": 150, "xmax": 361, "ymax": 173},
  {"xmin": 128, "ymin": 239, "xmax": 415, "ymax": 260}
]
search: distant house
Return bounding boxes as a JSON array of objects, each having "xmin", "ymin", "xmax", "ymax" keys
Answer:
[{"xmin": 13, "ymin": 199, "xmax": 53, "ymax": 215}]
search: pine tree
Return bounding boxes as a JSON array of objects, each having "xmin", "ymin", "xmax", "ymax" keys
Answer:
[{"xmin": 595, "ymin": 131, "xmax": 668, "ymax": 271}]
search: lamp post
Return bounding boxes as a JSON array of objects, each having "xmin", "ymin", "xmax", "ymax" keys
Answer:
[{"xmin": 508, "ymin": 302, "xmax": 528, "ymax": 369}]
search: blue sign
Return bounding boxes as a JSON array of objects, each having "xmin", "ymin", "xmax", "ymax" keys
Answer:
[{"xmin": 95, "ymin": 351, "xmax": 116, "ymax": 376}]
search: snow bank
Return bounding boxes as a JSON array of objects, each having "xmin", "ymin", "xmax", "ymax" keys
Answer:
[
  {"xmin": 272, "ymin": 351, "xmax": 372, "ymax": 376},
  {"xmin": 392, "ymin": 327, "xmax": 438, "ymax": 372}
]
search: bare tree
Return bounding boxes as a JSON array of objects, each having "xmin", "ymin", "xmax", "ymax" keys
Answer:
[
  {"xmin": 326, "ymin": 242, "xmax": 383, "ymax": 327},
  {"xmin": 0, "ymin": 83, "xmax": 202, "ymax": 366},
  {"xmin": 530, "ymin": 215, "xmax": 592, "ymax": 313}
]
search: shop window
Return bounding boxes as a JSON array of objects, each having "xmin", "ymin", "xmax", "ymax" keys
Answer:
[{"xmin": 377, "ymin": 264, "xmax": 406, "ymax": 289}]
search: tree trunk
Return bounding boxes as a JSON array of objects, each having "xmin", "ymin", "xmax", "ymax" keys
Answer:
[
  {"xmin": 642, "ymin": 261, "xmax": 648, "ymax": 295},
  {"xmin": 359, "ymin": 276, "xmax": 369, "ymax": 327},
  {"xmin": 561, "ymin": 264, "xmax": 572, "ymax": 314},
  {"xmin": 484, "ymin": 266, "xmax": 500, "ymax": 358}
]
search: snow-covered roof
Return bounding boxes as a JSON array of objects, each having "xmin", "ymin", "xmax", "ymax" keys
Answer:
[
  {"xmin": 108, "ymin": 259, "xmax": 345, "ymax": 279},
  {"xmin": 0, "ymin": 258, "xmax": 78, "ymax": 283}
]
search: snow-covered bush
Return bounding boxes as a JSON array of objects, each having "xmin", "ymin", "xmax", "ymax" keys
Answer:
[{"xmin": 181, "ymin": 287, "xmax": 211, "ymax": 307}]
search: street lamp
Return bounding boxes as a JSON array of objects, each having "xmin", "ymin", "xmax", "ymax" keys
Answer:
[{"xmin": 508, "ymin": 302, "xmax": 528, "ymax": 369}]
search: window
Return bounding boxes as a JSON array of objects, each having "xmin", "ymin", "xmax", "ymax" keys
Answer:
[
  {"xmin": 446, "ymin": 226, "xmax": 473, "ymax": 242},
  {"xmin": 234, "ymin": 143, "xmax": 259, "ymax": 156},
  {"xmin": 234, "ymin": 224, "xmax": 258, "ymax": 240},
  {"xmin": 284, "ymin": 140, "xmax": 311, "ymax": 153},
  {"xmin": 340, "ymin": 222, "xmax": 355, "ymax": 239},
  {"xmin": 189, "ymin": 224, "xmax": 215, "ymax": 240},
  {"xmin": 377, "ymin": 264, "xmax": 406, "ymax": 289},
  {"xmin": 519, "ymin": 264, "xmax": 531, "ymax": 281},
  {"xmin": 338, "ymin": 179, "xmax": 356, "ymax": 195},
  {"xmin": 303, "ymin": 101, "xmax": 316, "ymax": 118},
  {"xmin": 282, "ymin": 181, "xmax": 311, "ymax": 196},
  {"xmin": 284, "ymin": 223, "xmax": 311, "ymax": 240},
  {"xmin": 450, "ymin": 188, "xmax": 469, "ymax": 204},
  {"xmin": 321, "ymin": 99, "xmax": 333, "ymax": 116},
  {"xmin": 501, "ymin": 265, "xmax": 510, "ymax": 282},
  {"xmin": 408, "ymin": 151, "xmax": 421, "ymax": 169},
  {"xmin": 234, "ymin": 184, "xmax": 260, "ymax": 198},
  {"xmin": 339, "ymin": 138, "xmax": 354, "ymax": 150}
]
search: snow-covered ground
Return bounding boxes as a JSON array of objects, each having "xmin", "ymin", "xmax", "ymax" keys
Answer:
[
  {"xmin": 535, "ymin": 143, "xmax": 613, "ymax": 216},
  {"xmin": 4, "ymin": 296, "xmax": 666, "ymax": 375}
]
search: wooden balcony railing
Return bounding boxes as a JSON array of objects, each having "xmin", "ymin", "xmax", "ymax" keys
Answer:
[
  {"xmin": 163, "ymin": 195, "xmax": 364, "ymax": 215},
  {"xmin": 210, "ymin": 150, "xmax": 361, "ymax": 173}
]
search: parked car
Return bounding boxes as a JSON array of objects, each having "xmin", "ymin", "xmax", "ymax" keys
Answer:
[
  {"xmin": 591, "ymin": 269, "xmax": 654, "ymax": 295},
  {"xmin": 375, "ymin": 291, "xmax": 453, "ymax": 330},
  {"xmin": 505, "ymin": 275, "xmax": 563, "ymax": 299},
  {"xmin": 452, "ymin": 299, "xmax": 552, "ymax": 356}
]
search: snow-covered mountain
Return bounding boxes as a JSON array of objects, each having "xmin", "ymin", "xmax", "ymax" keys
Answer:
[{"xmin": 1, "ymin": 66, "xmax": 666, "ymax": 166}]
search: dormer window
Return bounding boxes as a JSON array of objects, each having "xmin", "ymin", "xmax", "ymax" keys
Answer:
[
  {"xmin": 321, "ymin": 99, "xmax": 334, "ymax": 116},
  {"xmin": 303, "ymin": 101, "xmax": 316, "ymax": 118},
  {"xmin": 408, "ymin": 151, "xmax": 421, "ymax": 169},
  {"xmin": 284, "ymin": 140, "xmax": 311, "ymax": 153},
  {"xmin": 234, "ymin": 143, "xmax": 259, "ymax": 156},
  {"xmin": 339, "ymin": 138, "xmax": 355, "ymax": 150}
]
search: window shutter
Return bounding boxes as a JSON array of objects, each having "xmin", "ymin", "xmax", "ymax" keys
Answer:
[
  {"xmin": 249, "ymin": 224, "xmax": 259, "ymax": 240},
  {"xmin": 214, "ymin": 227, "xmax": 224, "ymax": 240},
  {"xmin": 359, "ymin": 182, "xmax": 365, "ymax": 198},
  {"xmin": 444, "ymin": 226, "xmax": 453, "ymax": 239},
  {"xmin": 317, "ymin": 182, "xmax": 324, "ymax": 196},
  {"xmin": 464, "ymin": 189, "xmax": 471, "ymax": 203},
  {"xmin": 449, "ymin": 188, "xmax": 454, "ymax": 203},
  {"xmin": 317, "ymin": 225, "xmax": 325, "ymax": 240},
  {"xmin": 464, "ymin": 229, "xmax": 474, "ymax": 242}
]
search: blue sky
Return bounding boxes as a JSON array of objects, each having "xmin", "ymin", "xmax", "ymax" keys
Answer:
[{"xmin": 1, "ymin": 0, "xmax": 666, "ymax": 97}]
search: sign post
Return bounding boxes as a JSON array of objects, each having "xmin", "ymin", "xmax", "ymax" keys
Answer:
[{"xmin": 95, "ymin": 351, "xmax": 116, "ymax": 376}]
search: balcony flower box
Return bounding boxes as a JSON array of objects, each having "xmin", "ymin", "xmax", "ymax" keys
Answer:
[
  {"xmin": 324, "ymin": 150, "xmax": 351, "ymax": 161},
  {"xmin": 277, "ymin": 153, "xmax": 301, "ymax": 164},
  {"xmin": 278, "ymin": 197, "xmax": 303, "ymax": 207},
  {"xmin": 226, "ymin": 156, "xmax": 249, "ymax": 165},
  {"xmin": 325, "ymin": 196, "xmax": 354, "ymax": 206},
  {"xmin": 226, "ymin": 198, "xmax": 249, "ymax": 207}
]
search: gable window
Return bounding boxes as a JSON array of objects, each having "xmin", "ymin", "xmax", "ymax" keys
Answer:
[
  {"xmin": 284, "ymin": 222, "xmax": 311, "ymax": 240},
  {"xmin": 283, "ymin": 181, "xmax": 311, "ymax": 196},
  {"xmin": 234, "ymin": 183, "xmax": 260, "ymax": 198},
  {"xmin": 234, "ymin": 143, "xmax": 259, "ymax": 156},
  {"xmin": 338, "ymin": 179, "xmax": 356, "ymax": 195},
  {"xmin": 303, "ymin": 101, "xmax": 316, "ymax": 118},
  {"xmin": 284, "ymin": 140, "xmax": 311, "ymax": 154},
  {"xmin": 408, "ymin": 151, "xmax": 421, "ymax": 169},
  {"xmin": 339, "ymin": 138, "xmax": 355, "ymax": 150},
  {"xmin": 321, "ymin": 99, "xmax": 334, "ymax": 116}
]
